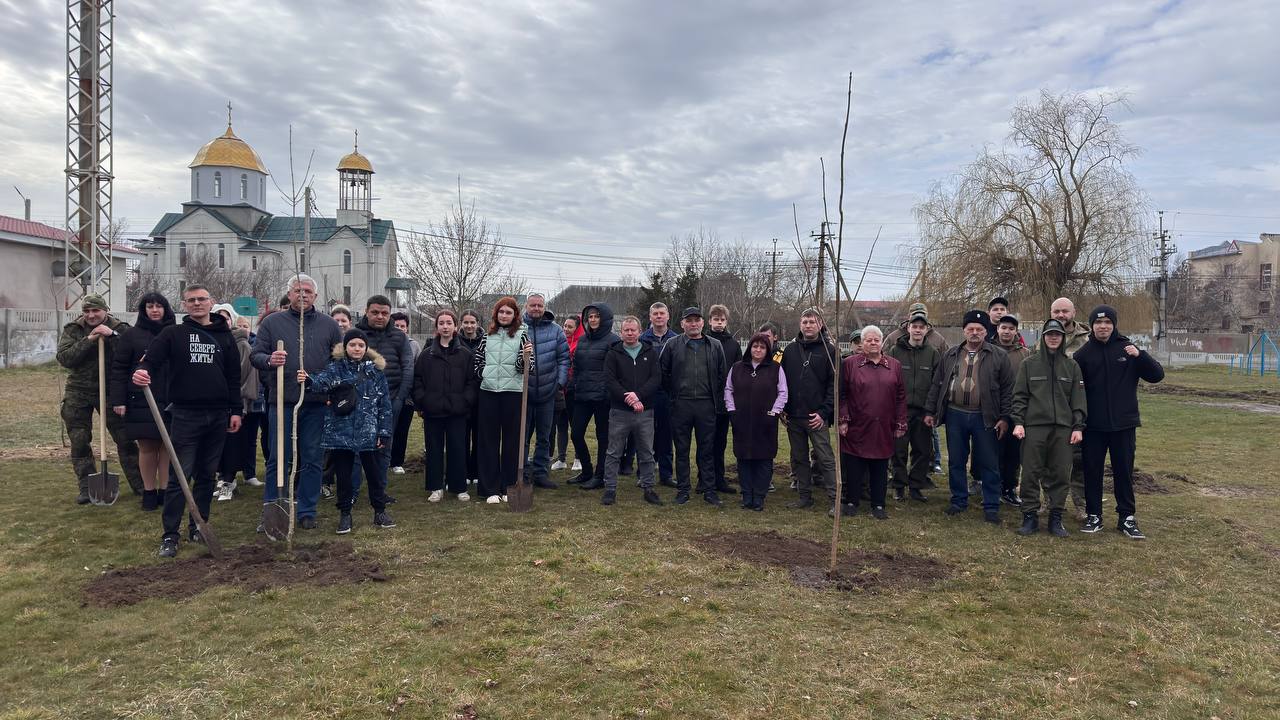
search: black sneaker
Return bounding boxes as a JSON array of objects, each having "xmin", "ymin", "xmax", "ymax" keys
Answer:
[
  {"xmin": 659, "ymin": 477, "xmax": 677, "ymax": 488},
  {"xmin": 567, "ymin": 472, "xmax": 588, "ymax": 485},
  {"xmin": 601, "ymin": 489, "xmax": 616, "ymax": 506},
  {"xmin": 642, "ymin": 489, "xmax": 664, "ymax": 506},
  {"xmin": 158, "ymin": 537, "xmax": 179, "ymax": 558},
  {"xmin": 533, "ymin": 477, "xmax": 559, "ymax": 490},
  {"xmin": 715, "ymin": 483, "xmax": 738, "ymax": 495},
  {"xmin": 1118, "ymin": 515, "xmax": 1145, "ymax": 540},
  {"xmin": 373, "ymin": 511, "xmax": 397, "ymax": 528},
  {"xmin": 674, "ymin": 491, "xmax": 689, "ymax": 505},
  {"xmin": 320, "ymin": 484, "xmax": 334, "ymax": 499},
  {"xmin": 871, "ymin": 506, "xmax": 888, "ymax": 520},
  {"xmin": 1081, "ymin": 514, "xmax": 1103, "ymax": 534},
  {"xmin": 894, "ymin": 487, "xmax": 906, "ymax": 502},
  {"xmin": 188, "ymin": 528, "xmax": 205, "ymax": 545},
  {"xmin": 336, "ymin": 512, "xmax": 353, "ymax": 534},
  {"xmin": 944, "ymin": 505, "xmax": 966, "ymax": 516},
  {"xmin": 984, "ymin": 511, "xmax": 1001, "ymax": 525},
  {"xmin": 787, "ymin": 497, "xmax": 814, "ymax": 509},
  {"xmin": 1001, "ymin": 490, "xmax": 1022, "ymax": 507},
  {"xmin": 298, "ymin": 516, "xmax": 317, "ymax": 530},
  {"xmin": 579, "ymin": 477, "xmax": 605, "ymax": 490},
  {"xmin": 703, "ymin": 492, "xmax": 722, "ymax": 508},
  {"xmin": 910, "ymin": 489, "xmax": 928, "ymax": 503},
  {"xmin": 841, "ymin": 504, "xmax": 857, "ymax": 517},
  {"xmin": 383, "ymin": 494, "xmax": 398, "ymax": 505}
]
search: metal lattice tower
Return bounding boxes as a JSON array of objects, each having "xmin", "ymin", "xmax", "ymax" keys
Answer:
[{"xmin": 63, "ymin": 0, "xmax": 114, "ymax": 310}]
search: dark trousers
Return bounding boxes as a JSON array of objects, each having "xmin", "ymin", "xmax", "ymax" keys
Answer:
[
  {"xmin": 842, "ymin": 454, "xmax": 889, "ymax": 508},
  {"xmin": 944, "ymin": 408, "xmax": 1001, "ymax": 512},
  {"xmin": 891, "ymin": 411, "xmax": 933, "ymax": 490},
  {"xmin": 652, "ymin": 391, "xmax": 674, "ymax": 482},
  {"xmin": 737, "ymin": 458, "xmax": 772, "ymax": 507},
  {"xmin": 671, "ymin": 398, "xmax": 717, "ymax": 494},
  {"xmin": 551, "ymin": 396, "xmax": 570, "ymax": 461},
  {"xmin": 466, "ymin": 412, "xmax": 479, "ymax": 480},
  {"xmin": 425, "ymin": 414, "xmax": 469, "ymax": 494},
  {"xmin": 330, "ymin": 449, "xmax": 386, "ymax": 513},
  {"xmin": 570, "ymin": 398, "xmax": 611, "ymax": 480},
  {"xmin": 161, "ymin": 407, "xmax": 227, "ymax": 540},
  {"xmin": 219, "ymin": 410, "xmax": 261, "ymax": 482},
  {"xmin": 713, "ymin": 413, "xmax": 732, "ymax": 487},
  {"xmin": 787, "ymin": 421, "xmax": 836, "ymax": 502},
  {"xmin": 998, "ymin": 433, "xmax": 1022, "ymax": 494},
  {"xmin": 525, "ymin": 398, "xmax": 555, "ymax": 482},
  {"xmin": 478, "ymin": 390, "xmax": 522, "ymax": 497},
  {"xmin": 390, "ymin": 401, "xmax": 415, "ymax": 467},
  {"xmin": 1082, "ymin": 427, "xmax": 1138, "ymax": 518}
]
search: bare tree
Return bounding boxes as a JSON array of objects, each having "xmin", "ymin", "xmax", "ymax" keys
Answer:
[
  {"xmin": 914, "ymin": 90, "xmax": 1150, "ymax": 313},
  {"xmin": 647, "ymin": 228, "xmax": 779, "ymax": 335},
  {"xmin": 401, "ymin": 194, "xmax": 517, "ymax": 310}
]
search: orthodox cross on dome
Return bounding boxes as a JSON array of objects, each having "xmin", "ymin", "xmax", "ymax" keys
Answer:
[
  {"xmin": 353, "ymin": 128, "xmax": 359, "ymax": 152},
  {"xmin": 226, "ymin": 101, "xmax": 234, "ymax": 131}
]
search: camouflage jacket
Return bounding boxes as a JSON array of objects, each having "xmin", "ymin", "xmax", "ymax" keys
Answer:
[{"xmin": 56, "ymin": 314, "xmax": 131, "ymax": 395}]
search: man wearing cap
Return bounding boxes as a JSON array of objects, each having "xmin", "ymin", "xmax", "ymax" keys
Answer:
[
  {"xmin": 56, "ymin": 294, "xmax": 144, "ymax": 503},
  {"xmin": 1050, "ymin": 297, "xmax": 1093, "ymax": 517},
  {"xmin": 1011, "ymin": 319, "xmax": 1086, "ymax": 537},
  {"xmin": 658, "ymin": 307, "xmax": 728, "ymax": 506},
  {"xmin": 994, "ymin": 314, "xmax": 1031, "ymax": 506},
  {"xmin": 1073, "ymin": 305, "xmax": 1165, "ymax": 539},
  {"xmin": 924, "ymin": 309, "xmax": 1014, "ymax": 523},
  {"xmin": 886, "ymin": 309, "xmax": 940, "ymax": 502},
  {"xmin": 885, "ymin": 302, "xmax": 950, "ymax": 474}
]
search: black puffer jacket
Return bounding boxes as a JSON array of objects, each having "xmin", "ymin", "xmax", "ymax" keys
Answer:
[
  {"xmin": 1073, "ymin": 331, "xmax": 1164, "ymax": 432},
  {"xmin": 571, "ymin": 302, "xmax": 619, "ymax": 402},
  {"xmin": 706, "ymin": 328, "xmax": 741, "ymax": 374},
  {"xmin": 411, "ymin": 337, "xmax": 478, "ymax": 418},
  {"xmin": 604, "ymin": 339, "xmax": 661, "ymax": 411},
  {"xmin": 109, "ymin": 301, "xmax": 176, "ymax": 432},
  {"xmin": 356, "ymin": 318, "xmax": 413, "ymax": 404},
  {"xmin": 779, "ymin": 331, "xmax": 838, "ymax": 424}
]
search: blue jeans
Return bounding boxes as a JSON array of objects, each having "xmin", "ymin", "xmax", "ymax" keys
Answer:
[
  {"xmin": 264, "ymin": 402, "xmax": 326, "ymax": 519},
  {"xmin": 944, "ymin": 408, "xmax": 1000, "ymax": 512},
  {"xmin": 525, "ymin": 397, "xmax": 555, "ymax": 482}
]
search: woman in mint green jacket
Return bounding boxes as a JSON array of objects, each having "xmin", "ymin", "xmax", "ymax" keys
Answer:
[{"xmin": 472, "ymin": 297, "xmax": 534, "ymax": 503}]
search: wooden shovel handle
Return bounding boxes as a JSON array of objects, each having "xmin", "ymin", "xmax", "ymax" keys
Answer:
[
  {"xmin": 97, "ymin": 335, "xmax": 107, "ymax": 463},
  {"xmin": 276, "ymin": 340, "xmax": 285, "ymax": 491}
]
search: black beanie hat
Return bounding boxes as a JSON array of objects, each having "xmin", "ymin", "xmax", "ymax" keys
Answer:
[
  {"xmin": 1089, "ymin": 305, "xmax": 1118, "ymax": 328},
  {"xmin": 343, "ymin": 328, "xmax": 369, "ymax": 347},
  {"xmin": 962, "ymin": 309, "xmax": 989, "ymax": 328},
  {"xmin": 989, "ymin": 296, "xmax": 1010, "ymax": 310}
]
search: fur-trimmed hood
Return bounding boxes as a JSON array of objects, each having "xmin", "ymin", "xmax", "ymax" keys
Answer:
[{"xmin": 330, "ymin": 342, "xmax": 386, "ymax": 370}]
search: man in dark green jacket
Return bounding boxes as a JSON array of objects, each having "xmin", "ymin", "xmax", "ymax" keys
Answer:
[
  {"xmin": 885, "ymin": 311, "xmax": 939, "ymax": 502},
  {"xmin": 1011, "ymin": 319, "xmax": 1086, "ymax": 537},
  {"xmin": 56, "ymin": 294, "xmax": 143, "ymax": 503}
]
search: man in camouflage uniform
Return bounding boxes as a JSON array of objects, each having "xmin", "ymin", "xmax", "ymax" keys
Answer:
[
  {"xmin": 56, "ymin": 294, "xmax": 143, "ymax": 503},
  {"xmin": 1050, "ymin": 297, "xmax": 1092, "ymax": 517}
]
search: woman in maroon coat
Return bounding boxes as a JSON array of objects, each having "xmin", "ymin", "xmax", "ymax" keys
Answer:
[
  {"xmin": 838, "ymin": 326, "xmax": 907, "ymax": 519},
  {"xmin": 725, "ymin": 333, "xmax": 788, "ymax": 511}
]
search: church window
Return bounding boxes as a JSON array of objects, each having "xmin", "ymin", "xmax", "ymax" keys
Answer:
[
  {"xmin": 218, "ymin": 243, "xmax": 226, "ymax": 269},
  {"xmin": 213, "ymin": 172, "xmax": 222, "ymax": 198},
  {"xmin": 179, "ymin": 242, "xmax": 187, "ymax": 268},
  {"xmin": 240, "ymin": 174, "xmax": 248, "ymax": 200},
  {"xmin": 251, "ymin": 255, "xmax": 258, "ymax": 270},
  {"xmin": 343, "ymin": 250, "xmax": 352, "ymax": 274}
]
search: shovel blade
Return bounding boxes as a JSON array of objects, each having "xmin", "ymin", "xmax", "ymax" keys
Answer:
[
  {"xmin": 87, "ymin": 469, "xmax": 119, "ymax": 506},
  {"xmin": 262, "ymin": 502, "xmax": 291, "ymax": 542},
  {"xmin": 508, "ymin": 480, "xmax": 534, "ymax": 513},
  {"xmin": 196, "ymin": 521, "xmax": 224, "ymax": 559}
]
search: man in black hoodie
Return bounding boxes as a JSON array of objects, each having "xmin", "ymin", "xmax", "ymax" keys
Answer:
[
  {"xmin": 779, "ymin": 309, "xmax": 838, "ymax": 509},
  {"xmin": 705, "ymin": 304, "xmax": 741, "ymax": 496},
  {"xmin": 601, "ymin": 316, "xmax": 663, "ymax": 506},
  {"xmin": 1073, "ymin": 305, "xmax": 1164, "ymax": 539},
  {"xmin": 660, "ymin": 307, "xmax": 728, "ymax": 506},
  {"xmin": 132, "ymin": 285, "xmax": 241, "ymax": 558}
]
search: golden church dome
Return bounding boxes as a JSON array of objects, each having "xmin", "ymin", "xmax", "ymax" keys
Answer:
[
  {"xmin": 337, "ymin": 150, "xmax": 373, "ymax": 173},
  {"xmin": 189, "ymin": 125, "xmax": 269, "ymax": 174}
]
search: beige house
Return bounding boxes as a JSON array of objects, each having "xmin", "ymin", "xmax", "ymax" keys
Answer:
[
  {"xmin": 0, "ymin": 214, "xmax": 139, "ymax": 311},
  {"xmin": 1185, "ymin": 233, "xmax": 1280, "ymax": 332}
]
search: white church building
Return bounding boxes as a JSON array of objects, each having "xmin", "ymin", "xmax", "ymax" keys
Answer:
[{"xmin": 141, "ymin": 115, "xmax": 404, "ymax": 311}]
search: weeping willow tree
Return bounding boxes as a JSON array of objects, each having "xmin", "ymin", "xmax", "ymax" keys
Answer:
[{"xmin": 914, "ymin": 90, "xmax": 1151, "ymax": 315}]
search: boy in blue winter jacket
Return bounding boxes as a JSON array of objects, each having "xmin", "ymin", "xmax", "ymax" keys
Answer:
[{"xmin": 299, "ymin": 328, "xmax": 395, "ymax": 534}]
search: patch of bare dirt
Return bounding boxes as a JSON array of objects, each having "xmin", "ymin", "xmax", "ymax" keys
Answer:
[
  {"xmin": 1145, "ymin": 383, "xmax": 1280, "ymax": 405},
  {"xmin": 83, "ymin": 540, "xmax": 387, "ymax": 608},
  {"xmin": 1196, "ymin": 400, "xmax": 1280, "ymax": 415},
  {"xmin": 0, "ymin": 445, "xmax": 66, "ymax": 461},
  {"xmin": 702, "ymin": 530, "xmax": 951, "ymax": 593},
  {"xmin": 1198, "ymin": 485, "xmax": 1272, "ymax": 499},
  {"xmin": 1100, "ymin": 466, "xmax": 1194, "ymax": 494},
  {"xmin": 1222, "ymin": 518, "xmax": 1280, "ymax": 560}
]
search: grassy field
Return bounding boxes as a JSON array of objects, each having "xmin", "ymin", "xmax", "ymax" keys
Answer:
[{"xmin": 2, "ymin": 364, "xmax": 1278, "ymax": 719}]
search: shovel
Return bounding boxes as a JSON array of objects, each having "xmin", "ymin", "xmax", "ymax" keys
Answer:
[
  {"xmin": 87, "ymin": 335, "xmax": 120, "ymax": 505},
  {"xmin": 262, "ymin": 340, "xmax": 291, "ymax": 541},
  {"xmin": 142, "ymin": 385, "xmax": 223, "ymax": 559},
  {"xmin": 508, "ymin": 343, "xmax": 534, "ymax": 513}
]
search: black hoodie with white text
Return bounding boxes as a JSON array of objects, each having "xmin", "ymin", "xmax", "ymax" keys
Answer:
[{"xmin": 140, "ymin": 312, "xmax": 241, "ymax": 413}]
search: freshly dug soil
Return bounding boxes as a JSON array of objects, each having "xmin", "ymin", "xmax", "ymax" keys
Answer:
[
  {"xmin": 702, "ymin": 530, "xmax": 951, "ymax": 593},
  {"xmin": 1101, "ymin": 466, "xmax": 1194, "ymax": 495},
  {"xmin": 1144, "ymin": 383, "xmax": 1280, "ymax": 405},
  {"xmin": 83, "ymin": 540, "xmax": 387, "ymax": 608}
]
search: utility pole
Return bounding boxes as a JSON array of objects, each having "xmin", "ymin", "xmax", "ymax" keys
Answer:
[
  {"xmin": 766, "ymin": 238, "xmax": 783, "ymax": 299},
  {"xmin": 1150, "ymin": 210, "xmax": 1176, "ymax": 349},
  {"xmin": 810, "ymin": 221, "xmax": 834, "ymax": 308}
]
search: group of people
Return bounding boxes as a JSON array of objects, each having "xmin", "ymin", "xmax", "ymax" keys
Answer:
[{"xmin": 56, "ymin": 276, "xmax": 1163, "ymax": 559}]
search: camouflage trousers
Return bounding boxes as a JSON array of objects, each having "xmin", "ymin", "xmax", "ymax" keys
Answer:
[{"xmin": 61, "ymin": 390, "xmax": 144, "ymax": 495}]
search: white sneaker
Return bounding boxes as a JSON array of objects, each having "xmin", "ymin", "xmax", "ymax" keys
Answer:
[
  {"xmin": 501, "ymin": 494, "xmax": 508, "ymax": 503},
  {"xmin": 551, "ymin": 460, "xmax": 566, "ymax": 470},
  {"xmin": 216, "ymin": 483, "xmax": 234, "ymax": 502},
  {"xmin": 244, "ymin": 476, "xmax": 263, "ymax": 487},
  {"xmin": 457, "ymin": 492, "xmax": 470, "ymax": 502},
  {"xmin": 486, "ymin": 495, "xmax": 501, "ymax": 504},
  {"xmin": 571, "ymin": 459, "xmax": 582, "ymax": 471},
  {"xmin": 428, "ymin": 489, "xmax": 443, "ymax": 503},
  {"xmin": 391, "ymin": 466, "xmax": 405, "ymax": 475}
]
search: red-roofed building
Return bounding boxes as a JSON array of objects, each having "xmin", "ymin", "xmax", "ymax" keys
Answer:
[{"xmin": 0, "ymin": 214, "xmax": 140, "ymax": 311}]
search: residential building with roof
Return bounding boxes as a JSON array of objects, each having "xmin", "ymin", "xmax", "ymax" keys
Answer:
[
  {"xmin": 0, "ymin": 214, "xmax": 140, "ymax": 310},
  {"xmin": 139, "ymin": 116, "xmax": 403, "ymax": 311},
  {"xmin": 1184, "ymin": 234, "xmax": 1280, "ymax": 332}
]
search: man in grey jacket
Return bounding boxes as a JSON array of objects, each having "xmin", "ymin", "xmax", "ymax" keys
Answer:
[{"xmin": 250, "ymin": 274, "xmax": 343, "ymax": 530}]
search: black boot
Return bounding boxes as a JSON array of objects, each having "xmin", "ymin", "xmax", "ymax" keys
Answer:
[
  {"xmin": 579, "ymin": 476, "xmax": 605, "ymax": 490},
  {"xmin": 1017, "ymin": 511, "xmax": 1038, "ymax": 536},
  {"xmin": 1048, "ymin": 510, "xmax": 1069, "ymax": 538},
  {"xmin": 567, "ymin": 472, "xmax": 588, "ymax": 485},
  {"xmin": 141, "ymin": 489, "xmax": 159, "ymax": 511}
]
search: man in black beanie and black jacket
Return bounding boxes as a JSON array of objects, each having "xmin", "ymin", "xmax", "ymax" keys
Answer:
[
  {"xmin": 132, "ymin": 284, "xmax": 242, "ymax": 558},
  {"xmin": 1073, "ymin": 304, "xmax": 1164, "ymax": 539}
]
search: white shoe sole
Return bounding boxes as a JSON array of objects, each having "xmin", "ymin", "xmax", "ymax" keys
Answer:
[
  {"xmin": 244, "ymin": 477, "xmax": 263, "ymax": 487},
  {"xmin": 428, "ymin": 491, "xmax": 443, "ymax": 503},
  {"xmin": 486, "ymin": 496, "xmax": 501, "ymax": 504},
  {"xmin": 457, "ymin": 493, "xmax": 470, "ymax": 501}
]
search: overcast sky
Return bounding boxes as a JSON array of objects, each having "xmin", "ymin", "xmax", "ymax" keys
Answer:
[{"xmin": 1, "ymin": 0, "xmax": 1277, "ymax": 299}]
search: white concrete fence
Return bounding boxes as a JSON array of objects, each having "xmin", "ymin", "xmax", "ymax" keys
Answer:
[{"xmin": 0, "ymin": 308, "xmax": 137, "ymax": 369}]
